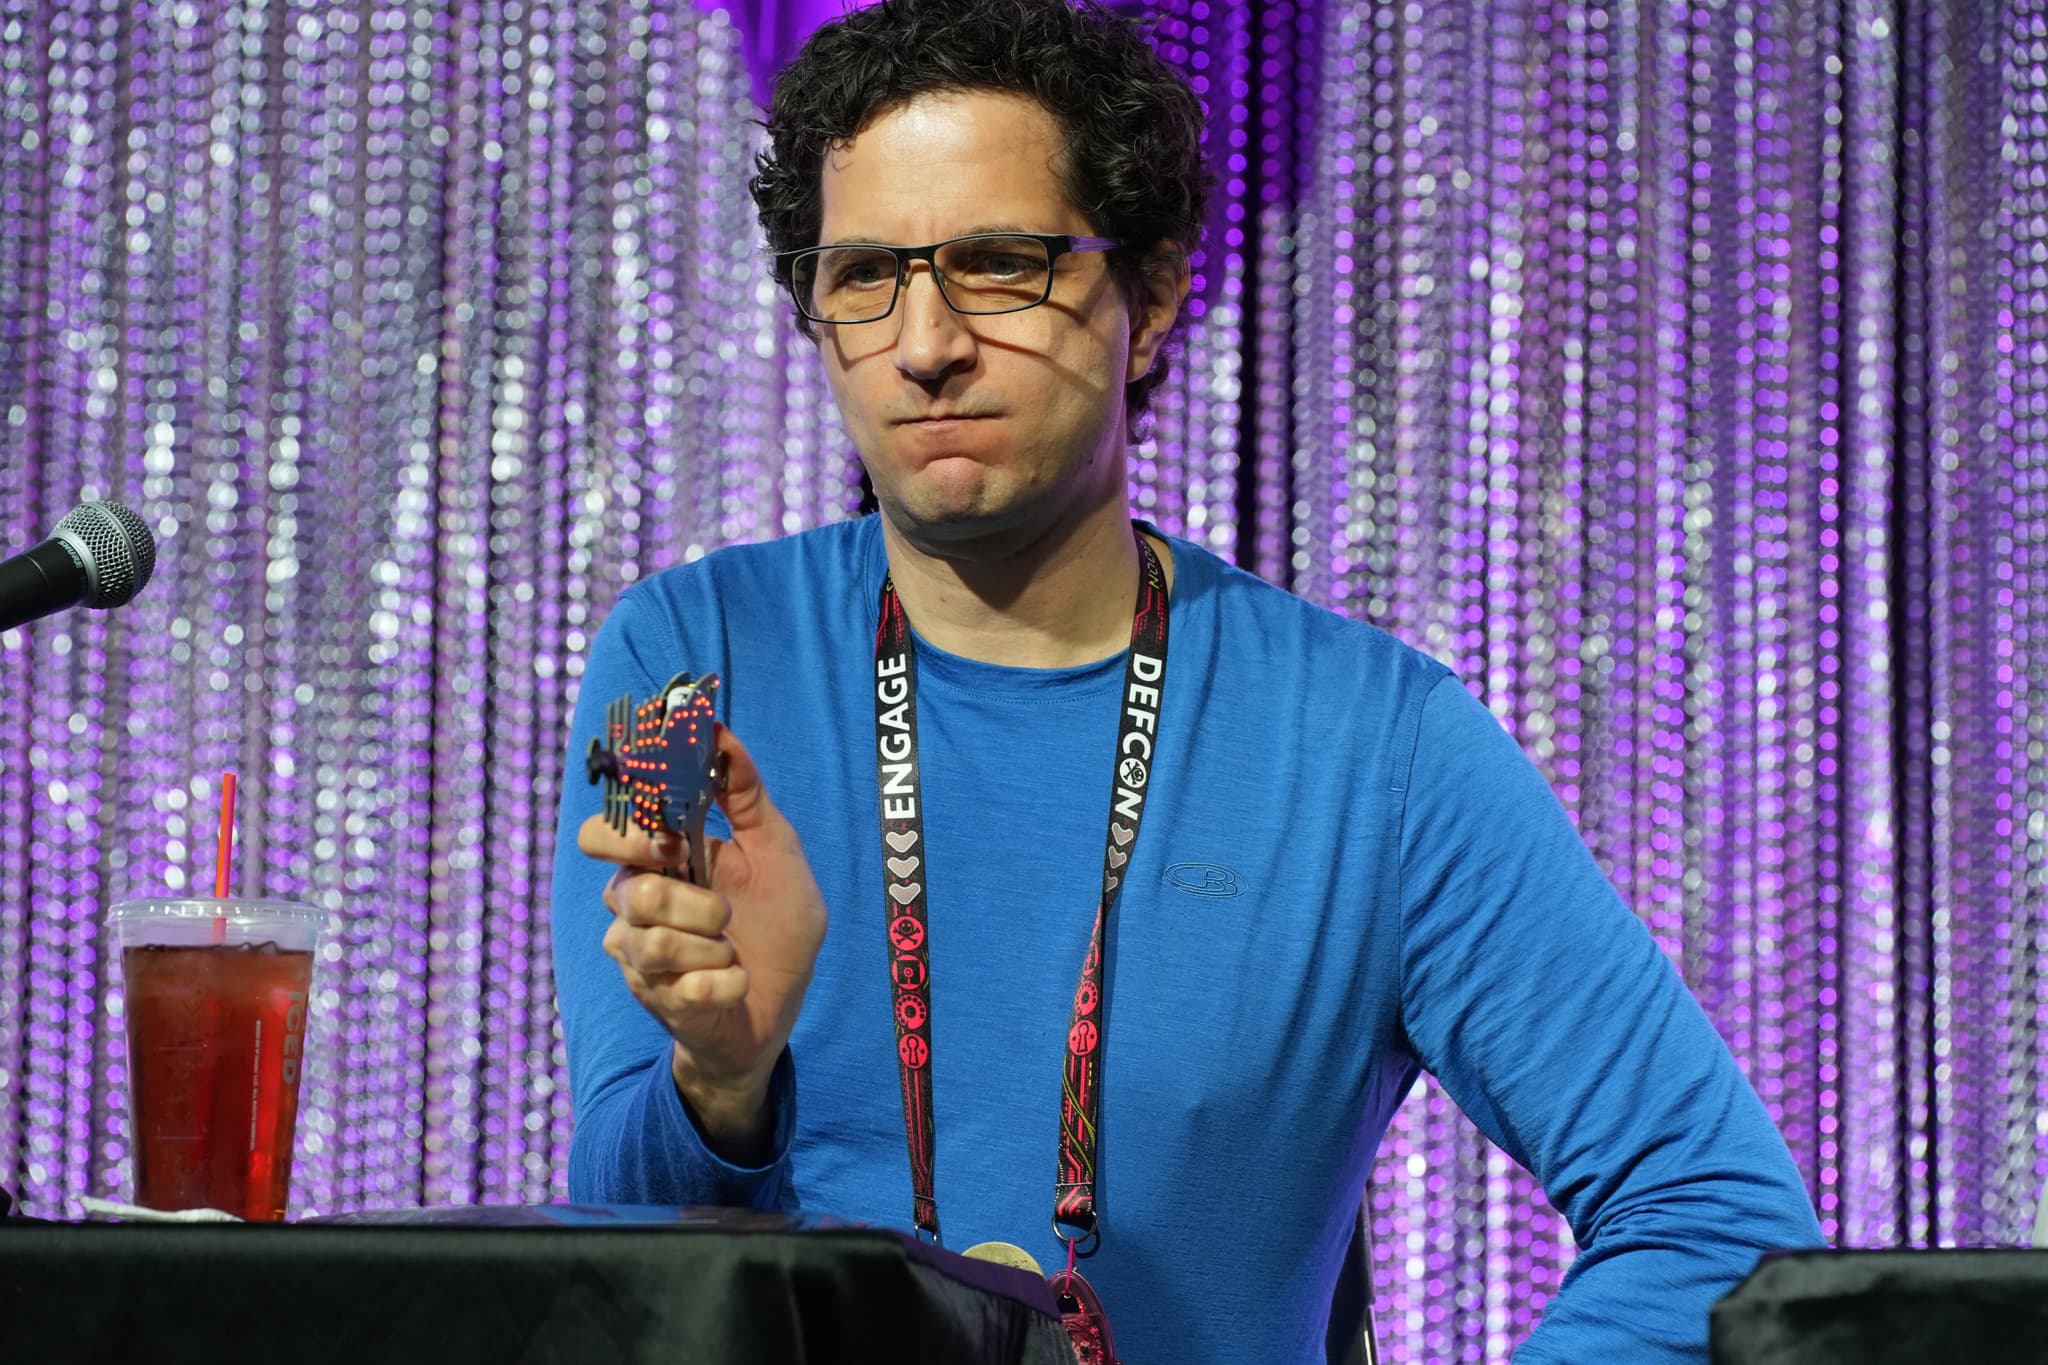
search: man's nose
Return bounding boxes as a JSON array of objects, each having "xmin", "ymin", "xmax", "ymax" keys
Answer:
[{"xmin": 893, "ymin": 263, "xmax": 977, "ymax": 380}]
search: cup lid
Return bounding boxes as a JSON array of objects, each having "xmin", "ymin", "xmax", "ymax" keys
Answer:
[{"xmin": 107, "ymin": 897, "xmax": 327, "ymax": 928}]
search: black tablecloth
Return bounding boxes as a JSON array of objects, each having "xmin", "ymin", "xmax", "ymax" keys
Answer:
[
  {"xmin": 0, "ymin": 1204, "xmax": 1072, "ymax": 1364},
  {"xmin": 1712, "ymin": 1248, "xmax": 2048, "ymax": 1364}
]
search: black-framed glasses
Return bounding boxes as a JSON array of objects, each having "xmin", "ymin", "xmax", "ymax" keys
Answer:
[{"xmin": 774, "ymin": 232, "xmax": 1124, "ymax": 325}]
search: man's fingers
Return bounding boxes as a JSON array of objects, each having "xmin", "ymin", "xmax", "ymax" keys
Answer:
[
  {"xmin": 674, "ymin": 964, "xmax": 749, "ymax": 1008},
  {"xmin": 616, "ymin": 952, "xmax": 749, "ymax": 1010},
  {"xmin": 606, "ymin": 920, "xmax": 737, "ymax": 979},
  {"xmin": 578, "ymin": 812, "xmax": 685, "ymax": 870},
  {"xmin": 604, "ymin": 868, "xmax": 733, "ymax": 936}
]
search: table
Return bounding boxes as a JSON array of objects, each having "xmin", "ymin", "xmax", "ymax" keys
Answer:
[
  {"xmin": 1711, "ymin": 1248, "xmax": 2048, "ymax": 1364},
  {"xmin": 0, "ymin": 1203, "xmax": 1072, "ymax": 1364}
]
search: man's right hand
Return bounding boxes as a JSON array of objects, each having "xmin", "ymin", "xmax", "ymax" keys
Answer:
[{"xmin": 577, "ymin": 725, "xmax": 828, "ymax": 1163}]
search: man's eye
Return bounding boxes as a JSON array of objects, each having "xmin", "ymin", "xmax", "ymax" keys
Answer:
[
  {"xmin": 965, "ymin": 253, "xmax": 1037, "ymax": 280},
  {"xmin": 824, "ymin": 257, "xmax": 891, "ymax": 290}
]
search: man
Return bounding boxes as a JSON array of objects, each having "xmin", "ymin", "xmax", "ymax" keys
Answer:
[{"xmin": 550, "ymin": 2, "xmax": 1824, "ymax": 1360}]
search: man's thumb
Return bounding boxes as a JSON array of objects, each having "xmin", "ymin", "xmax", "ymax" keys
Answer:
[{"xmin": 712, "ymin": 724, "xmax": 782, "ymax": 837}]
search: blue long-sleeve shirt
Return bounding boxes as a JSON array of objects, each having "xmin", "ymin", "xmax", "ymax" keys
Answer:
[{"xmin": 549, "ymin": 515, "xmax": 1823, "ymax": 1362}]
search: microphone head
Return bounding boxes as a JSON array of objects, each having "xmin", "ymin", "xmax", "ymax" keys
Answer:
[{"xmin": 53, "ymin": 501, "xmax": 157, "ymax": 609}]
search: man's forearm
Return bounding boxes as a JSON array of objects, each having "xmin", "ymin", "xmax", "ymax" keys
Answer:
[{"xmin": 671, "ymin": 1045, "xmax": 778, "ymax": 1166}]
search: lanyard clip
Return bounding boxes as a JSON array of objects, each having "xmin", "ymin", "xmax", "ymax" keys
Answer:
[{"xmin": 1052, "ymin": 1210, "xmax": 1099, "ymax": 1258}]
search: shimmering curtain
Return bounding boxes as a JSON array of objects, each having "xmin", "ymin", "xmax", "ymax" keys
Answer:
[{"xmin": 1, "ymin": 1, "xmax": 2043, "ymax": 1361}]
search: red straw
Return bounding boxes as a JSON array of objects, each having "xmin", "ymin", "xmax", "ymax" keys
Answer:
[{"xmin": 212, "ymin": 772, "xmax": 237, "ymax": 943}]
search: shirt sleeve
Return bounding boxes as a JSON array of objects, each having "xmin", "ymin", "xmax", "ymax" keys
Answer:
[
  {"xmin": 550, "ymin": 584, "xmax": 797, "ymax": 1209},
  {"xmin": 1396, "ymin": 674, "xmax": 1824, "ymax": 1362}
]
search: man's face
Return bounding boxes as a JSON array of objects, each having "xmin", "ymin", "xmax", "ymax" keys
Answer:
[{"xmin": 813, "ymin": 89, "xmax": 1177, "ymax": 558}]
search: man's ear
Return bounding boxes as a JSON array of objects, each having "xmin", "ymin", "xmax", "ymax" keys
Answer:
[{"xmin": 1126, "ymin": 243, "xmax": 1193, "ymax": 384}]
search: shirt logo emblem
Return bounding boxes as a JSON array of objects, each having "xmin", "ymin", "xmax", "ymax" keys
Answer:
[{"xmin": 1165, "ymin": 862, "xmax": 1244, "ymax": 899}]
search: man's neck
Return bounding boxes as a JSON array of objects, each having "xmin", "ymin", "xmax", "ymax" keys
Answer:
[{"xmin": 876, "ymin": 503, "xmax": 1172, "ymax": 669}]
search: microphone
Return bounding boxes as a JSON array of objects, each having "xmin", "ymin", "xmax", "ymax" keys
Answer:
[{"xmin": 0, "ymin": 501, "xmax": 158, "ymax": 632}]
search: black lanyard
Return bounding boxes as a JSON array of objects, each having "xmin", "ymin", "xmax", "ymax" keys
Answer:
[{"xmin": 871, "ymin": 527, "xmax": 1171, "ymax": 1250}]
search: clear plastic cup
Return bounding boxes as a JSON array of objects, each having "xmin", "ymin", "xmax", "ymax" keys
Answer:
[{"xmin": 109, "ymin": 898, "xmax": 325, "ymax": 1221}]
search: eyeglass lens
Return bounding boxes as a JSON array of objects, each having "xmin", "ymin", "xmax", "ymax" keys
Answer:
[{"xmin": 795, "ymin": 236, "xmax": 1053, "ymax": 322}]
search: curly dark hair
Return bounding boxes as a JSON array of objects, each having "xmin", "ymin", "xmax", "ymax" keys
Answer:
[{"xmin": 750, "ymin": 0, "xmax": 1211, "ymax": 430}]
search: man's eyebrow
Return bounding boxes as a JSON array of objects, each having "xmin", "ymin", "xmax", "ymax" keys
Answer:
[{"xmin": 816, "ymin": 224, "xmax": 1043, "ymax": 247}]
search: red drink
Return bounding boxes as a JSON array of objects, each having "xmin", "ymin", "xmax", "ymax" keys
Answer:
[{"xmin": 123, "ymin": 942, "xmax": 315, "ymax": 1221}]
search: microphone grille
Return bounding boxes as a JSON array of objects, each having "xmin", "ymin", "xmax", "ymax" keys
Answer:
[{"xmin": 54, "ymin": 501, "xmax": 158, "ymax": 609}]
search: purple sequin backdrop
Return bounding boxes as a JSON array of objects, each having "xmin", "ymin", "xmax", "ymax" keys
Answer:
[{"xmin": 0, "ymin": 0, "xmax": 2042, "ymax": 1355}]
